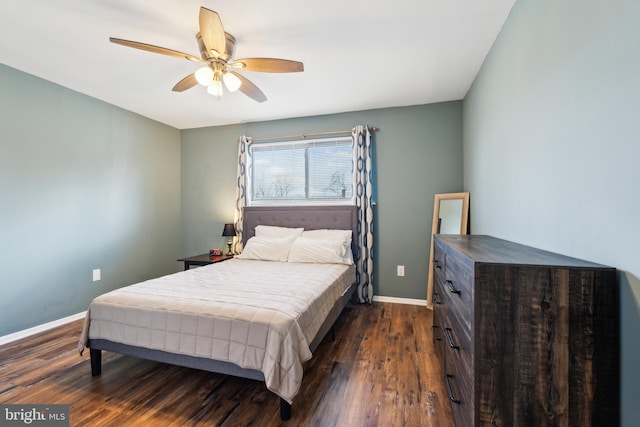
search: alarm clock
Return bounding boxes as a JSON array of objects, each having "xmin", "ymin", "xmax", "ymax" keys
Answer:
[{"xmin": 210, "ymin": 249, "xmax": 222, "ymax": 256}]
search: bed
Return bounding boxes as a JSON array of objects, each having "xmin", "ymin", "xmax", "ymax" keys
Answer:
[{"xmin": 78, "ymin": 205, "xmax": 358, "ymax": 420}]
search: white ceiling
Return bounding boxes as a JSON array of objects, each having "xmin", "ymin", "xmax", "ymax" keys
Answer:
[{"xmin": 0, "ymin": 0, "xmax": 515, "ymax": 130}]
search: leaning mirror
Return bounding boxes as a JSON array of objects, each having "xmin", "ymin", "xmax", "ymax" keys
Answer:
[{"xmin": 426, "ymin": 192, "xmax": 470, "ymax": 308}]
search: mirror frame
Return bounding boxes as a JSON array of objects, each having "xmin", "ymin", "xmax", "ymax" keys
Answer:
[{"xmin": 426, "ymin": 192, "xmax": 470, "ymax": 308}]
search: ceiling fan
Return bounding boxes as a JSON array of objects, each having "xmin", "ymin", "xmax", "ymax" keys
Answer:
[{"xmin": 109, "ymin": 7, "xmax": 304, "ymax": 103}]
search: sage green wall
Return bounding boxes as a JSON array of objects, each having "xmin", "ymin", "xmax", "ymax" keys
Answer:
[
  {"xmin": 463, "ymin": 0, "xmax": 640, "ymax": 424},
  {"xmin": 180, "ymin": 102, "xmax": 463, "ymax": 300},
  {"xmin": 0, "ymin": 65, "xmax": 182, "ymax": 336}
]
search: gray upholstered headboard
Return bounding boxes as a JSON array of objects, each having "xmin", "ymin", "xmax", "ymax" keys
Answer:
[{"xmin": 243, "ymin": 205, "xmax": 358, "ymax": 256}]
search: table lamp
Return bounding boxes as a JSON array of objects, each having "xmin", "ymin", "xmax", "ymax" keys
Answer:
[{"xmin": 222, "ymin": 223, "xmax": 236, "ymax": 255}]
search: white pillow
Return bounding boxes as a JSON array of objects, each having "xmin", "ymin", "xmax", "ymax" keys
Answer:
[
  {"xmin": 301, "ymin": 229, "xmax": 352, "ymax": 241},
  {"xmin": 288, "ymin": 237, "xmax": 353, "ymax": 265},
  {"xmin": 301, "ymin": 229, "xmax": 354, "ymax": 265},
  {"xmin": 235, "ymin": 236, "xmax": 295, "ymax": 262},
  {"xmin": 341, "ymin": 245, "xmax": 355, "ymax": 266},
  {"xmin": 255, "ymin": 225, "xmax": 304, "ymax": 239}
]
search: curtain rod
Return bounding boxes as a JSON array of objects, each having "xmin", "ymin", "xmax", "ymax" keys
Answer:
[{"xmin": 246, "ymin": 127, "xmax": 378, "ymax": 142}]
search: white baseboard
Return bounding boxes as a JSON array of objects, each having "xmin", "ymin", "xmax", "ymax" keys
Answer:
[
  {"xmin": 0, "ymin": 311, "xmax": 86, "ymax": 346},
  {"xmin": 372, "ymin": 295, "xmax": 427, "ymax": 306}
]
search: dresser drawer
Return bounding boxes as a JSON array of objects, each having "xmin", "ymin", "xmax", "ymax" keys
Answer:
[
  {"xmin": 446, "ymin": 371, "xmax": 473, "ymax": 427},
  {"xmin": 441, "ymin": 308, "xmax": 471, "ymax": 372},
  {"xmin": 433, "ymin": 275, "xmax": 449, "ymax": 337},
  {"xmin": 444, "ymin": 245, "xmax": 474, "ymax": 294},
  {"xmin": 442, "ymin": 250, "xmax": 473, "ymax": 332},
  {"xmin": 442, "ymin": 312, "xmax": 473, "ymax": 427},
  {"xmin": 433, "ymin": 236, "xmax": 446, "ymax": 279},
  {"xmin": 432, "ymin": 305, "xmax": 444, "ymax": 366},
  {"xmin": 434, "ymin": 259, "xmax": 446, "ymax": 288},
  {"xmin": 432, "ymin": 274, "xmax": 446, "ymax": 309}
]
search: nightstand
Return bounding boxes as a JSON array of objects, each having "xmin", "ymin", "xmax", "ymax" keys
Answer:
[{"xmin": 177, "ymin": 254, "xmax": 233, "ymax": 270}]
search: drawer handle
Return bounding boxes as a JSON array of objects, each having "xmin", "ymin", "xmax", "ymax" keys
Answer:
[
  {"xmin": 445, "ymin": 374, "xmax": 461, "ymax": 403},
  {"xmin": 445, "ymin": 280, "xmax": 460, "ymax": 294},
  {"xmin": 434, "ymin": 259, "xmax": 442, "ymax": 270},
  {"xmin": 432, "ymin": 291, "xmax": 442, "ymax": 305},
  {"xmin": 443, "ymin": 327, "xmax": 459, "ymax": 349},
  {"xmin": 432, "ymin": 325, "xmax": 442, "ymax": 341}
]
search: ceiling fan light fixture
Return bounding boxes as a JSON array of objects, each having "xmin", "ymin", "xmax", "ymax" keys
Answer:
[
  {"xmin": 110, "ymin": 7, "xmax": 302, "ymax": 103},
  {"xmin": 207, "ymin": 79, "xmax": 223, "ymax": 98},
  {"xmin": 195, "ymin": 66, "xmax": 214, "ymax": 86},
  {"xmin": 222, "ymin": 72, "xmax": 241, "ymax": 92}
]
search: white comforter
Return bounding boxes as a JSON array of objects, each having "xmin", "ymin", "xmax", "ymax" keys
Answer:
[{"xmin": 78, "ymin": 258, "xmax": 355, "ymax": 403}]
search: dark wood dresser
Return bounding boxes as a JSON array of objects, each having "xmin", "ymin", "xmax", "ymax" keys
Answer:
[{"xmin": 431, "ymin": 235, "xmax": 619, "ymax": 426}]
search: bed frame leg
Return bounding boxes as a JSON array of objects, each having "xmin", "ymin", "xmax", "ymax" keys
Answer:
[
  {"xmin": 90, "ymin": 348, "xmax": 102, "ymax": 376},
  {"xmin": 280, "ymin": 398, "xmax": 291, "ymax": 420}
]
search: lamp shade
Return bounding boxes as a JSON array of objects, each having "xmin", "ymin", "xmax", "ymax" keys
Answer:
[
  {"xmin": 222, "ymin": 223, "xmax": 236, "ymax": 237},
  {"xmin": 223, "ymin": 72, "xmax": 241, "ymax": 92},
  {"xmin": 207, "ymin": 79, "xmax": 223, "ymax": 97},
  {"xmin": 194, "ymin": 66, "xmax": 214, "ymax": 86}
]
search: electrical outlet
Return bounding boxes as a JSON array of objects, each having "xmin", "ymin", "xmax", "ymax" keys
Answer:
[
  {"xmin": 92, "ymin": 269, "xmax": 101, "ymax": 282},
  {"xmin": 397, "ymin": 265, "xmax": 405, "ymax": 277}
]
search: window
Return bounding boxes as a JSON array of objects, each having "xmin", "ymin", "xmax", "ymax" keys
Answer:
[{"xmin": 248, "ymin": 136, "xmax": 354, "ymax": 205}]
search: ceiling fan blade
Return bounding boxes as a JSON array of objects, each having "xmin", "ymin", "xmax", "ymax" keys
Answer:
[
  {"xmin": 109, "ymin": 37, "xmax": 202, "ymax": 62},
  {"xmin": 231, "ymin": 58, "xmax": 304, "ymax": 73},
  {"xmin": 230, "ymin": 72, "xmax": 267, "ymax": 103},
  {"xmin": 199, "ymin": 7, "xmax": 226, "ymax": 58},
  {"xmin": 172, "ymin": 73, "xmax": 198, "ymax": 92}
]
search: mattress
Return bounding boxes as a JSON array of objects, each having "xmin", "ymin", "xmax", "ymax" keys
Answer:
[{"xmin": 78, "ymin": 258, "xmax": 355, "ymax": 402}]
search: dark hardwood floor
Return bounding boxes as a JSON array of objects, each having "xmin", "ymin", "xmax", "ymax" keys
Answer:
[{"xmin": 0, "ymin": 302, "xmax": 453, "ymax": 426}]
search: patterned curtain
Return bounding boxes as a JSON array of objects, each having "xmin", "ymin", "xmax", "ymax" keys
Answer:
[
  {"xmin": 234, "ymin": 135, "xmax": 250, "ymax": 253},
  {"xmin": 352, "ymin": 125, "xmax": 374, "ymax": 303}
]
